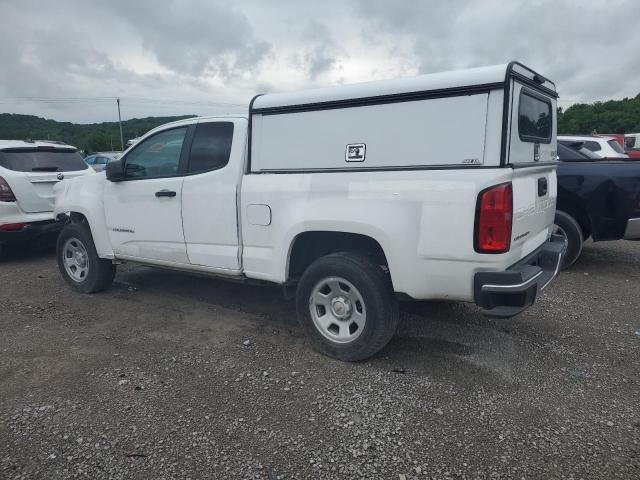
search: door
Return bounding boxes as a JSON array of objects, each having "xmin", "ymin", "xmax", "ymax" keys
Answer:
[
  {"xmin": 181, "ymin": 118, "xmax": 246, "ymax": 270},
  {"xmin": 507, "ymin": 80, "xmax": 559, "ymax": 255},
  {"xmin": 103, "ymin": 126, "xmax": 190, "ymax": 264}
]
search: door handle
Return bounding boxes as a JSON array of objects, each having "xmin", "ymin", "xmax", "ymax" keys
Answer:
[
  {"xmin": 538, "ymin": 177, "xmax": 548, "ymax": 197},
  {"xmin": 155, "ymin": 190, "xmax": 177, "ymax": 198}
]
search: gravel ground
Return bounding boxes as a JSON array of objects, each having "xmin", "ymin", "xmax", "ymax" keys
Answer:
[{"xmin": 0, "ymin": 239, "xmax": 639, "ymax": 479}]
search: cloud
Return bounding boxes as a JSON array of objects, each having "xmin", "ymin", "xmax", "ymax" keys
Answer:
[
  {"xmin": 105, "ymin": 0, "xmax": 271, "ymax": 79},
  {"xmin": 0, "ymin": 0, "xmax": 638, "ymax": 122},
  {"xmin": 352, "ymin": 0, "xmax": 640, "ymax": 104},
  {"xmin": 294, "ymin": 20, "xmax": 342, "ymax": 80}
]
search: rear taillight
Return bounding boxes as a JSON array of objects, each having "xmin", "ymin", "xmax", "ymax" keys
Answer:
[
  {"xmin": 0, "ymin": 223, "xmax": 30, "ymax": 231},
  {"xmin": 475, "ymin": 182, "xmax": 513, "ymax": 253},
  {"xmin": 0, "ymin": 176, "xmax": 16, "ymax": 202}
]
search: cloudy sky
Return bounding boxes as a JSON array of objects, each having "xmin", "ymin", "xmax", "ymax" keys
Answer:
[{"xmin": 0, "ymin": 0, "xmax": 638, "ymax": 123}]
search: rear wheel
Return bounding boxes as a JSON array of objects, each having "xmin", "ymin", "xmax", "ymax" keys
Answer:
[
  {"xmin": 554, "ymin": 210, "xmax": 583, "ymax": 269},
  {"xmin": 57, "ymin": 222, "xmax": 116, "ymax": 293},
  {"xmin": 296, "ymin": 252, "xmax": 399, "ymax": 361}
]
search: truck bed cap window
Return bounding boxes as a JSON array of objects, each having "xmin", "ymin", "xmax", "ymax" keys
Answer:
[{"xmin": 518, "ymin": 91, "xmax": 551, "ymax": 143}]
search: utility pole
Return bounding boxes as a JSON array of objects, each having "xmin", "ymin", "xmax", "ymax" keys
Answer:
[{"xmin": 116, "ymin": 98, "xmax": 124, "ymax": 151}]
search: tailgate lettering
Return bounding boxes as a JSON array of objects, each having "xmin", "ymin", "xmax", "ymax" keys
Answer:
[{"xmin": 514, "ymin": 197, "xmax": 555, "ymax": 221}]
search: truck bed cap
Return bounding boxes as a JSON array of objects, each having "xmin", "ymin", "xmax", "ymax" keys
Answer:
[{"xmin": 252, "ymin": 62, "xmax": 555, "ymax": 112}]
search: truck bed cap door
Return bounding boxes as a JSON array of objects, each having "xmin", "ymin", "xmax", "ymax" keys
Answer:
[{"xmin": 506, "ymin": 80, "xmax": 558, "ymax": 256}]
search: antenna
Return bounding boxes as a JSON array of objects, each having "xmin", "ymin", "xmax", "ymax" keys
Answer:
[{"xmin": 116, "ymin": 98, "xmax": 124, "ymax": 151}]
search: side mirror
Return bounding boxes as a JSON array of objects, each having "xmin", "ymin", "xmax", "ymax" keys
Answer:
[{"xmin": 105, "ymin": 159, "xmax": 125, "ymax": 182}]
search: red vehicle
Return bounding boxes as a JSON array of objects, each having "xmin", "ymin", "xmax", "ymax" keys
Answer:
[
  {"xmin": 595, "ymin": 133, "xmax": 640, "ymax": 159},
  {"xmin": 625, "ymin": 134, "xmax": 640, "ymax": 158}
]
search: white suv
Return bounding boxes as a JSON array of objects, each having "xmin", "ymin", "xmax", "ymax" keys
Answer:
[
  {"xmin": 558, "ymin": 135, "xmax": 628, "ymax": 159},
  {"xmin": 0, "ymin": 141, "xmax": 93, "ymax": 256}
]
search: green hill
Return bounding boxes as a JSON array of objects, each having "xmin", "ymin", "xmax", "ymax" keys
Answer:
[
  {"xmin": 0, "ymin": 113, "xmax": 195, "ymax": 153},
  {"xmin": 558, "ymin": 94, "xmax": 640, "ymax": 134}
]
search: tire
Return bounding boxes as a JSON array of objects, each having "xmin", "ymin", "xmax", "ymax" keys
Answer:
[
  {"xmin": 56, "ymin": 222, "xmax": 116, "ymax": 293},
  {"xmin": 554, "ymin": 210, "xmax": 584, "ymax": 270},
  {"xmin": 296, "ymin": 252, "xmax": 399, "ymax": 361}
]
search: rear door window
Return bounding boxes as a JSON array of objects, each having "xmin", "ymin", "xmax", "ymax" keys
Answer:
[
  {"xmin": 607, "ymin": 139, "xmax": 625, "ymax": 154},
  {"xmin": 518, "ymin": 91, "xmax": 552, "ymax": 143},
  {"xmin": 583, "ymin": 141, "xmax": 601, "ymax": 152},
  {"xmin": 0, "ymin": 149, "xmax": 89, "ymax": 172},
  {"xmin": 557, "ymin": 143, "xmax": 600, "ymax": 161},
  {"xmin": 187, "ymin": 122, "xmax": 234, "ymax": 174}
]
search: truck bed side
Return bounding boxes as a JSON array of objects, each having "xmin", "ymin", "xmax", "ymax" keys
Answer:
[
  {"xmin": 557, "ymin": 161, "xmax": 640, "ymax": 240},
  {"xmin": 240, "ymin": 166, "xmax": 556, "ymax": 302}
]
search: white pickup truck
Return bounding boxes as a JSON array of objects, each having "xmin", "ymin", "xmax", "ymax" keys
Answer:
[{"xmin": 54, "ymin": 62, "xmax": 565, "ymax": 361}]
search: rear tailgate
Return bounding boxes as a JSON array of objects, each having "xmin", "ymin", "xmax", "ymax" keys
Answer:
[
  {"xmin": 7, "ymin": 170, "xmax": 91, "ymax": 212},
  {"xmin": 0, "ymin": 148, "xmax": 92, "ymax": 213},
  {"xmin": 510, "ymin": 165, "xmax": 557, "ymax": 256},
  {"xmin": 507, "ymin": 73, "xmax": 558, "ymax": 258}
]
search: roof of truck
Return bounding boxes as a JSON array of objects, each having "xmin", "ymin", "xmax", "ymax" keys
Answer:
[{"xmin": 252, "ymin": 62, "xmax": 556, "ymax": 112}]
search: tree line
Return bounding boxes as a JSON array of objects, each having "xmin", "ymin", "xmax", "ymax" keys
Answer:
[
  {"xmin": 0, "ymin": 113, "xmax": 194, "ymax": 153},
  {"xmin": 557, "ymin": 93, "xmax": 640, "ymax": 134}
]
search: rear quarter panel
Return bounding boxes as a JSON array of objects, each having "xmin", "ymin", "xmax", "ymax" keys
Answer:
[{"xmin": 241, "ymin": 168, "xmax": 551, "ymax": 301}]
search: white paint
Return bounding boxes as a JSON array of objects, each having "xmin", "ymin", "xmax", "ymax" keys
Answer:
[
  {"xmin": 0, "ymin": 141, "xmax": 94, "ymax": 215},
  {"xmin": 103, "ymin": 176, "xmax": 188, "ymax": 263},
  {"xmin": 252, "ymin": 94, "xmax": 490, "ymax": 171},
  {"xmin": 53, "ymin": 62, "xmax": 559, "ymax": 304},
  {"xmin": 246, "ymin": 204, "xmax": 271, "ymax": 226},
  {"xmin": 253, "ymin": 63, "xmax": 509, "ymax": 110},
  {"xmin": 182, "ymin": 118, "xmax": 247, "ymax": 270},
  {"xmin": 558, "ymin": 135, "xmax": 628, "ymax": 159}
]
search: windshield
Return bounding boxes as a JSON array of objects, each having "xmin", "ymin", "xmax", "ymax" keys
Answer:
[
  {"xmin": 607, "ymin": 139, "xmax": 625, "ymax": 154},
  {"xmin": 0, "ymin": 149, "xmax": 89, "ymax": 172}
]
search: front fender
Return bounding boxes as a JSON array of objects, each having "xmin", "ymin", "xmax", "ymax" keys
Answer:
[{"xmin": 54, "ymin": 174, "xmax": 114, "ymax": 258}]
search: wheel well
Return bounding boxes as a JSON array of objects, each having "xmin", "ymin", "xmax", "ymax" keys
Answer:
[
  {"xmin": 288, "ymin": 231, "xmax": 388, "ymax": 281},
  {"xmin": 69, "ymin": 212, "xmax": 89, "ymax": 224},
  {"xmin": 556, "ymin": 203, "xmax": 591, "ymax": 239}
]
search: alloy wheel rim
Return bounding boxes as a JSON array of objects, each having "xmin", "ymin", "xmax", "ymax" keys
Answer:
[
  {"xmin": 62, "ymin": 237, "xmax": 90, "ymax": 282},
  {"xmin": 309, "ymin": 276, "xmax": 366, "ymax": 344}
]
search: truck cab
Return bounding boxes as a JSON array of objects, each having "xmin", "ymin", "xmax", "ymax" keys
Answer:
[{"xmin": 54, "ymin": 62, "xmax": 565, "ymax": 361}]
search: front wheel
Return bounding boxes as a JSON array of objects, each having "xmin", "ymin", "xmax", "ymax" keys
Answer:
[
  {"xmin": 296, "ymin": 252, "xmax": 399, "ymax": 361},
  {"xmin": 57, "ymin": 222, "xmax": 116, "ymax": 293}
]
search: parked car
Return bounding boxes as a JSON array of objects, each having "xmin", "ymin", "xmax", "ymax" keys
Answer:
[
  {"xmin": 595, "ymin": 133, "xmax": 640, "ymax": 159},
  {"xmin": 84, "ymin": 152, "xmax": 120, "ymax": 172},
  {"xmin": 53, "ymin": 62, "xmax": 565, "ymax": 361},
  {"xmin": 625, "ymin": 133, "xmax": 640, "ymax": 158},
  {"xmin": 555, "ymin": 141, "xmax": 640, "ymax": 267},
  {"xmin": 0, "ymin": 140, "xmax": 94, "ymax": 257},
  {"xmin": 558, "ymin": 135, "xmax": 628, "ymax": 159}
]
